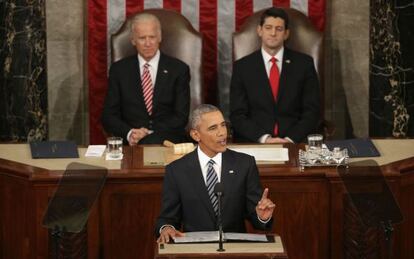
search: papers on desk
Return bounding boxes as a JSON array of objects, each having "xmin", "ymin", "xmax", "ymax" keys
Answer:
[
  {"xmin": 172, "ymin": 231, "xmax": 268, "ymax": 243},
  {"xmin": 229, "ymin": 147, "xmax": 289, "ymax": 162},
  {"xmin": 84, "ymin": 145, "xmax": 106, "ymax": 157}
]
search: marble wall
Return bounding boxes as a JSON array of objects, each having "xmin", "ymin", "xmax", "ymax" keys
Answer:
[
  {"xmin": 369, "ymin": 0, "xmax": 414, "ymax": 137},
  {"xmin": 1, "ymin": 1, "xmax": 376, "ymax": 144},
  {"xmin": 0, "ymin": 0, "xmax": 48, "ymax": 142}
]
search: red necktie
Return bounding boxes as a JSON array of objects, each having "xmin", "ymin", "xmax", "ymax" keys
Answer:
[
  {"xmin": 269, "ymin": 57, "xmax": 280, "ymax": 136},
  {"xmin": 141, "ymin": 63, "xmax": 153, "ymax": 115},
  {"xmin": 269, "ymin": 57, "xmax": 280, "ymax": 100}
]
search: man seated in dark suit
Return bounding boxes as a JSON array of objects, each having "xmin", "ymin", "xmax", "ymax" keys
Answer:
[
  {"xmin": 156, "ymin": 104, "xmax": 275, "ymax": 243},
  {"xmin": 230, "ymin": 7, "xmax": 320, "ymax": 144},
  {"xmin": 101, "ymin": 13, "xmax": 190, "ymax": 145}
]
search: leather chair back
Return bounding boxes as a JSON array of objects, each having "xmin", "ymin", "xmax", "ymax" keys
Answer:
[
  {"xmin": 111, "ymin": 9, "xmax": 203, "ymax": 111},
  {"xmin": 233, "ymin": 8, "xmax": 333, "ymax": 136},
  {"xmin": 233, "ymin": 8, "xmax": 323, "ymax": 76}
]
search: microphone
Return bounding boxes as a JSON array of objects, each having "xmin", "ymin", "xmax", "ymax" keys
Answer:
[{"xmin": 214, "ymin": 182, "xmax": 225, "ymax": 252}]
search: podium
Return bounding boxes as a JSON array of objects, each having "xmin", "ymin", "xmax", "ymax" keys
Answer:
[{"xmin": 154, "ymin": 235, "xmax": 288, "ymax": 259}]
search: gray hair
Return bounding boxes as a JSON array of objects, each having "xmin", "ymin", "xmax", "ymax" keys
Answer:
[
  {"xmin": 130, "ymin": 13, "xmax": 162, "ymax": 37},
  {"xmin": 189, "ymin": 104, "xmax": 220, "ymax": 129}
]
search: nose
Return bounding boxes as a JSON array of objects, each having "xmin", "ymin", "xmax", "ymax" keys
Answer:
[{"xmin": 217, "ymin": 125, "xmax": 227, "ymax": 137}]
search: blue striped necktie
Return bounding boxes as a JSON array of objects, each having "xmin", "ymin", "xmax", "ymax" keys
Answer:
[{"xmin": 206, "ymin": 159, "xmax": 219, "ymax": 215}]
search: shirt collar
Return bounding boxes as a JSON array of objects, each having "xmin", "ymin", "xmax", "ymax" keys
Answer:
[
  {"xmin": 197, "ymin": 146, "xmax": 222, "ymax": 168},
  {"xmin": 261, "ymin": 46, "xmax": 284, "ymax": 63},
  {"xmin": 138, "ymin": 50, "xmax": 160, "ymax": 68}
]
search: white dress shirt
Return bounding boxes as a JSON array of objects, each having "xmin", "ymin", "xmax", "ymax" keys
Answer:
[
  {"xmin": 138, "ymin": 50, "xmax": 160, "ymax": 87},
  {"xmin": 126, "ymin": 50, "xmax": 161, "ymax": 141},
  {"xmin": 197, "ymin": 146, "xmax": 222, "ymax": 184},
  {"xmin": 258, "ymin": 47, "xmax": 293, "ymax": 144}
]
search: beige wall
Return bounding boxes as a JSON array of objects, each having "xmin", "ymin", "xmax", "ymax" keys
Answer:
[
  {"xmin": 45, "ymin": 1, "xmax": 369, "ymax": 144},
  {"xmin": 46, "ymin": 0, "xmax": 88, "ymax": 144},
  {"xmin": 324, "ymin": 0, "xmax": 370, "ymax": 138}
]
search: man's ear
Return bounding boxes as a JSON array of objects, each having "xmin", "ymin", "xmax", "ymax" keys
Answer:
[
  {"xmin": 256, "ymin": 25, "xmax": 263, "ymax": 37},
  {"xmin": 190, "ymin": 129, "xmax": 200, "ymax": 142},
  {"xmin": 130, "ymin": 36, "xmax": 136, "ymax": 46},
  {"xmin": 283, "ymin": 29, "xmax": 290, "ymax": 41}
]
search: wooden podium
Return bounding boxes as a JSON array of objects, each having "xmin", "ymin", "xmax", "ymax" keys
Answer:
[
  {"xmin": 1, "ymin": 140, "xmax": 414, "ymax": 258},
  {"xmin": 154, "ymin": 235, "xmax": 288, "ymax": 259}
]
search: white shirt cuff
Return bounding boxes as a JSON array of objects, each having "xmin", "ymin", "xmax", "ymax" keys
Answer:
[
  {"xmin": 126, "ymin": 129, "xmax": 133, "ymax": 143},
  {"xmin": 257, "ymin": 215, "xmax": 271, "ymax": 224},
  {"xmin": 284, "ymin": 137, "xmax": 294, "ymax": 143},
  {"xmin": 159, "ymin": 224, "xmax": 176, "ymax": 234},
  {"xmin": 258, "ymin": 134, "xmax": 271, "ymax": 143}
]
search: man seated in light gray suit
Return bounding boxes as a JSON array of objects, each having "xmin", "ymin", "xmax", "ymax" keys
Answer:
[{"xmin": 156, "ymin": 104, "xmax": 276, "ymax": 243}]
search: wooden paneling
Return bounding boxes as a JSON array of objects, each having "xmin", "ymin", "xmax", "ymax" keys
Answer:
[
  {"xmin": 101, "ymin": 183, "xmax": 162, "ymax": 259},
  {"xmin": 1, "ymin": 145, "xmax": 413, "ymax": 259}
]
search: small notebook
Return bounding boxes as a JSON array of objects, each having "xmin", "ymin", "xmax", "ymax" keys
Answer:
[
  {"xmin": 325, "ymin": 138, "xmax": 380, "ymax": 158},
  {"xmin": 30, "ymin": 141, "xmax": 79, "ymax": 159}
]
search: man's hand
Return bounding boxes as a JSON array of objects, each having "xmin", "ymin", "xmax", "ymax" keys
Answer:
[
  {"xmin": 256, "ymin": 188, "xmax": 276, "ymax": 221},
  {"xmin": 128, "ymin": 127, "xmax": 151, "ymax": 145},
  {"xmin": 265, "ymin": 137, "xmax": 290, "ymax": 144},
  {"xmin": 157, "ymin": 226, "xmax": 185, "ymax": 244}
]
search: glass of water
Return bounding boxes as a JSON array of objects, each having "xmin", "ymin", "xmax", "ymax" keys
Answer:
[
  {"xmin": 307, "ymin": 134, "xmax": 323, "ymax": 151},
  {"xmin": 107, "ymin": 137, "xmax": 123, "ymax": 159}
]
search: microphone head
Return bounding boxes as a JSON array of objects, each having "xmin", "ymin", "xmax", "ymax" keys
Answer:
[{"xmin": 214, "ymin": 182, "xmax": 224, "ymax": 195}]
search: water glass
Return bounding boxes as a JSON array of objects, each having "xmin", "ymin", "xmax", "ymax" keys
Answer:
[
  {"xmin": 307, "ymin": 134, "xmax": 323, "ymax": 151},
  {"xmin": 107, "ymin": 137, "xmax": 123, "ymax": 159}
]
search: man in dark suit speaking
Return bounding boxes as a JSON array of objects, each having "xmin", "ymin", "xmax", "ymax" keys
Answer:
[
  {"xmin": 230, "ymin": 7, "xmax": 320, "ymax": 144},
  {"xmin": 156, "ymin": 104, "xmax": 275, "ymax": 243},
  {"xmin": 102, "ymin": 13, "xmax": 190, "ymax": 145}
]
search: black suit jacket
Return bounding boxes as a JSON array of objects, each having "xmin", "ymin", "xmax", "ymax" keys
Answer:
[
  {"xmin": 230, "ymin": 48, "xmax": 321, "ymax": 143},
  {"xmin": 101, "ymin": 53, "xmax": 190, "ymax": 144},
  {"xmin": 155, "ymin": 148, "xmax": 273, "ymax": 235}
]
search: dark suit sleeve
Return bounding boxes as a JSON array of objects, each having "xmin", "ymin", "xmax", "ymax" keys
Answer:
[
  {"xmin": 155, "ymin": 164, "xmax": 182, "ymax": 236},
  {"xmin": 230, "ymin": 61, "xmax": 269, "ymax": 142},
  {"xmin": 155, "ymin": 63, "xmax": 190, "ymax": 131},
  {"xmin": 245, "ymin": 156, "xmax": 273, "ymax": 230},
  {"xmin": 101, "ymin": 63, "xmax": 133, "ymax": 139},
  {"xmin": 285, "ymin": 58, "xmax": 320, "ymax": 143}
]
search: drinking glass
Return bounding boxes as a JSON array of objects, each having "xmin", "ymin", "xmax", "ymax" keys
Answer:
[{"xmin": 107, "ymin": 137, "xmax": 123, "ymax": 159}]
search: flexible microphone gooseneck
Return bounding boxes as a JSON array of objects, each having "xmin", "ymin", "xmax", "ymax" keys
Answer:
[{"xmin": 214, "ymin": 182, "xmax": 225, "ymax": 252}]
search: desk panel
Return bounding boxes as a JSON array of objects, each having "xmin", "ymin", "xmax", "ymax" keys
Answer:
[{"xmin": 1, "ymin": 142, "xmax": 413, "ymax": 259}]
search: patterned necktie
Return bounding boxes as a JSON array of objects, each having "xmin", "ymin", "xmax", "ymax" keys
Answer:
[
  {"xmin": 206, "ymin": 159, "xmax": 219, "ymax": 215},
  {"xmin": 269, "ymin": 57, "xmax": 280, "ymax": 136},
  {"xmin": 141, "ymin": 63, "xmax": 153, "ymax": 115}
]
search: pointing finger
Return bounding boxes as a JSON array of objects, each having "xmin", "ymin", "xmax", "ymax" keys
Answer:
[{"xmin": 261, "ymin": 188, "xmax": 269, "ymax": 200}]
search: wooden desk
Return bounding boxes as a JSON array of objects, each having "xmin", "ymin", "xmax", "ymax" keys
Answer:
[
  {"xmin": 1, "ymin": 140, "xmax": 413, "ymax": 259},
  {"xmin": 154, "ymin": 235, "xmax": 288, "ymax": 259}
]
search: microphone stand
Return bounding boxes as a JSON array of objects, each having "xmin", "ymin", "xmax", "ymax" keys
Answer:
[{"xmin": 216, "ymin": 190, "xmax": 225, "ymax": 252}]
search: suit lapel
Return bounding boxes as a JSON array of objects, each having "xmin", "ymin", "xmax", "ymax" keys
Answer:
[
  {"xmin": 152, "ymin": 53, "xmax": 169, "ymax": 113},
  {"xmin": 133, "ymin": 57, "xmax": 149, "ymax": 113},
  {"xmin": 220, "ymin": 150, "xmax": 235, "ymax": 212},
  {"xmin": 185, "ymin": 150, "xmax": 217, "ymax": 220},
  {"xmin": 277, "ymin": 48, "xmax": 292, "ymax": 104}
]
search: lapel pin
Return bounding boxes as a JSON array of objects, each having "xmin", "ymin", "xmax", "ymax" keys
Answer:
[
  {"xmin": 229, "ymin": 170, "xmax": 234, "ymax": 174},
  {"xmin": 285, "ymin": 59, "xmax": 291, "ymax": 64},
  {"xmin": 163, "ymin": 70, "xmax": 168, "ymax": 74}
]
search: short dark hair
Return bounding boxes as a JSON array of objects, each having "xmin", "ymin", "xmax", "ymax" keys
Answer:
[
  {"xmin": 259, "ymin": 7, "xmax": 289, "ymax": 29},
  {"xmin": 189, "ymin": 104, "xmax": 220, "ymax": 129}
]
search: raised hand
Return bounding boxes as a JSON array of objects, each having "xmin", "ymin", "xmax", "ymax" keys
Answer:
[{"xmin": 255, "ymin": 188, "xmax": 276, "ymax": 221}]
